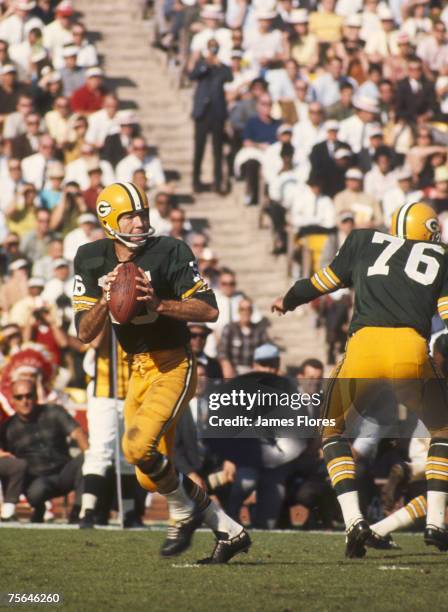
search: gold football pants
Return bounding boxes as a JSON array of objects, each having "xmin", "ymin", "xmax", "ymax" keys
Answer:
[
  {"xmin": 122, "ymin": 346, "xmax": 197, "ymax": 492},
  {"xmin": 322, "ymin": 327, "xmax": 448, "ymax": 439}
]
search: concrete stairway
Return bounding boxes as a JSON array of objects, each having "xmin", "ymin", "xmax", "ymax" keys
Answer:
[{"xmin": 75, "ymin": 0, "xmax": 327, "ymax": 369}]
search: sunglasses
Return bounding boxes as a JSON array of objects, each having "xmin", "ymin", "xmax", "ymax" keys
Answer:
[
  {"xmin": 221, "ymin": 281, "xmax": 236, "ymax": 286},
  {"xmin": 190, "ymin": 333, "xmax": 208, "ymax": 339},
  {"xmin": 13, "ymin": 393, "xmax": 34, "ymax": 401}
]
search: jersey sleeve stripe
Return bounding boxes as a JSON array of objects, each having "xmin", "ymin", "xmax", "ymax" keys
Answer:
[
  {"xmin": 322, "ymin": 267, "xmax": 340, "ymax": 288},
  {"xmin": 73, "ymin": 296, "xmax": 98, "ymax": 304},
  {"xmin": 181, "ymin": 279, "xmax": 208, "ymax": 300},
  {"xmin": 311, "ymin": 274, "xmax": 328, "ymax": 293},
  {"xmin": 326, "ymin": 266, "xmax": 342, "ymax": 286},
  {"xmin": 438, "ymin": 299, "xmax": 448, "ymax": 307}
]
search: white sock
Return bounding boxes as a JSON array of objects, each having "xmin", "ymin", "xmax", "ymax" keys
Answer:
[
  {"xmin": 371, "ymin": 506, "xmax": 414, "ymax": 536},
  {"xmin": 79, "ymin": 493, "xmax": 97, "ymax": 519},
  {"xmin": 165, "ymin": 475, "xmax": 194, "ymax": 522},
  {"xmin": 337, "ymin": 491, "xmax": 363, "ymax": 530},
  {"xmin": 427, "ymin": 490, "xmax": 448, "ymax": 529},
  {"xmin": 202, "ymin": 499, "xmax": 242, "ymax": 538},
  {"xmin": 1, "ymin": 502, "xmax": 16, "ymax": 519}
]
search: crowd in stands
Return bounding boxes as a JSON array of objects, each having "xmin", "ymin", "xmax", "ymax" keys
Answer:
[{"xmin": 0, "ymin": 0, "xmax": 447, "ymax": 529}]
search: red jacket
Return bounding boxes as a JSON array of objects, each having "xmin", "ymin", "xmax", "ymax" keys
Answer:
[{"xmin": 71, "ymin": 85, "xmax": 105, "ymax": 113}]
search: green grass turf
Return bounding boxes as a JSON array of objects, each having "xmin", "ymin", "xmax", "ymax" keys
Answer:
[{"xmin": 1, "ymin": 529, "xmax": 447, "ymax": 612}]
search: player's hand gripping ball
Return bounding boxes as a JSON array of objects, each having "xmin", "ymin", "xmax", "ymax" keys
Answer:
[{"xmin": 108, "ymin": 262, "xmax": 145, "ymax": 323}]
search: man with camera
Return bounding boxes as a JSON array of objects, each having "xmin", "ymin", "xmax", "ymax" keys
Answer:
[{"xmin": 189, "ymin": 38, "xmax": 233, "ymax": 195}]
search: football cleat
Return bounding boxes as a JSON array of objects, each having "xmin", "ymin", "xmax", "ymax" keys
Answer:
[
  {"xmin": 197, "ymin": 529, "xmax": 252, "ymax": 564},
  {"xmin": 366, "ymin": 531, "xmax": 400, "ymax": 550},
  {"xmin": 345, "ymin": 519, "xmax": 372, "ymax": 558},
  {"xmin": 79, "ymin": 509, "xmax": 96, "ymax": 529},
  {"xmin": 160, "ymin": 511, "xmax": 204, "ymax": 557},
  {"xmin": 424, "ymin": 525, "xmax": 448, "ymax": 551}
]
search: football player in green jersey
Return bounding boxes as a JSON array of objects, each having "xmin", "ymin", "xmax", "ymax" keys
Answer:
[
  {"xmin": 272, "ymin": 202, "xmax": 448, "ymax": 557},
  {"xmin": 73, "ymin": 182, "xmax": 250, "ymax": 563}
]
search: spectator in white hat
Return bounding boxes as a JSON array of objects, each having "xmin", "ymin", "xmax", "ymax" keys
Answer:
[
  {"xmin": 383, "ymin": 31, "xmax": 413, "ymax": 82},
  {"xmin": 262, "ymin": 123, "xmax": 295, "ymax": 189},
  {"xmin": 382, "ymin": 166, "xmax": 423, "ymax": 228},
  {"xmin": 64, "ymin": 142, "xmax": 114, "ymax": 190},
  {"xmin": 8, "ymin": 275, "xmax": 49, "ymax": 328},
  {"xmin": 60, "ymin": 45, "xmax": 85, "ymax": 97},
  {"xmin": 39, "ymin": 161, "xmax": 65, "ymax": 210},
  {"xmin": 334, "ymin": 167, "xmax": 382, "ymax": 227},
  {"xmin": 309, "ymin": 120, "xmax": 349, "ymax": 197},
  {"xmin": 43, "ymin": 0, "xmax": 74, "ymax": 58},
  {"xmin": 52, "ymin": 21, "xmax": 98, "ymax": 70},
  {"xmin": 85, "ymin": 93, "xmax": 120, "ymax": 149},
  {"xmin": 402, "ymin": 0, "xmax": 432, "ymax": 45},
  {"xmin": 338, "ymin": 95, "xmax": 380, "ymax": 153},
  {"xmin": 63, "ymin": 212, "xmax": 99, "ymax": 261},
  {"xmin": 41, "ymin": 257, "xmax": 72, "ymax": 304},
  {"xmin": 360, "ymin": 0, "xmax": 382, "ymax": 39},
  {"xmin": 116, "ymin": 136, "xmax": 165, "ymax": 188},
  {"xmin": 287, "ymin": 9, "xmax": 318, "ymax": 70},
  {"xmin": 101, "ymin": 110, "xmax": 139, "ymax": 168},
  {"xmin": 189, "ymin": 4, "xmax": 232, "ymax": 70},
  {"xmin": 244, "ymin": 9, "xmax": 285, "ymax": 73},
  {"xmin": 0, "ymin": 1, "xmax": 43, "ymax": 46},
  {"xmin": 292, "ymin": 101, "xmax": 326, "ymax": 167}
]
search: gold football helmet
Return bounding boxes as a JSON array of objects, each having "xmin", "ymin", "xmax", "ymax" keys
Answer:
[
  {"xmin": 96, "ymin": 182, "xmax": 154, "ymax": 248},
  {"xmin": 390, "ymin": 202, "xmax": 441, "ymax": 242}
]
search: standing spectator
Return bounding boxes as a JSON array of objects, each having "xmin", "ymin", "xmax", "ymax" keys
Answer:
[
  {"xmin": 10, "ymin": 112, "xmax": 41, "ymax": 160},
  {"xmin": 20, "ymin": 207, "xmax": 53, "ymax": 261},
  {"xmin": 218, "ymin": 298, "xmax": 269, "ymax": 378},
  {"xmin": 101, "ymin": 110, "xmax": 139, "ymax": 168},
  {"xmin": 0, "ymin": 378, "xmax": 87, "ymax": 523},
  {"xmin": 395, "ymin": 56, "xmax": 438, "ymax": 124},
  {"xmin": 190, "ymin": 38, "xmax": 233, "ymax": 194},
  {"xmin": 70, "ymin": 67, "xmax": 106, "ymax": 114},
  {"xmin": 237, "ymin": 93, "xmax": 281, "ymax": 205},
  {"xmin": 85, "ymin": 93, "xmax": 120, "ymax": 149},
  {"xmin": 188, "ymin": 4, "xmax": 232, "ymax": 69},
  {"xmin": 357, "ymin": 123, "xmax": 385, "ymax": 173},
  {"xmin": 59, "ymin": 45, "xmax": 85, "ymax": 97},
  {"xmin": 115, "ymin": 137, "xmax": 165, "ymax": 187},
  {"xmin": 309, "ymin": 119, "xmax": 347, "ymax": 196},
  {"xmin": 334, "ymin": 167, "xmax": 381, "ymax": 227}
]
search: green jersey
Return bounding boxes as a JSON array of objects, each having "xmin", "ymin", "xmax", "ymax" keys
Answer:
[
  {"xmin": 284, "ymin": 228, "xmax": 448, "ymax": 339},
  {"xmin": 73, "ymin": 236, "xmax": 217, "ymax": 353}
]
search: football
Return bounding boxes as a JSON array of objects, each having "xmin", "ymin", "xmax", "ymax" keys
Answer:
[{"xmin": 108, "ymin": 261, "xmax": 144, "ymax": 324}]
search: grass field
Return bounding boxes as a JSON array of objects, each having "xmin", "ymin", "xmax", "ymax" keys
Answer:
[{"xmin": 1, "ymin": 528, "xmax": 447, "ymax": 611}]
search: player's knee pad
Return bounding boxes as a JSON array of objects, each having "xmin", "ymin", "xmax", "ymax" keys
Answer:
[
  {"xmin": 135, "ymin": 467, "xmax": 158, "ymax": 493},
  {"xmin": 121, "ymin": 427, "xmax": 156, "ymax": 465}
]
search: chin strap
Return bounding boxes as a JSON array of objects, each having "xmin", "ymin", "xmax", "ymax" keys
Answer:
[{"xmin": 104, "ymin": 222, "xmax": 155, "ymax": 249}]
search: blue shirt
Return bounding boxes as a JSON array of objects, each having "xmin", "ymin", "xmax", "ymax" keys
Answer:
[
  {"xmin": 243, "ymin": 116, "xmax": 281, "ymax": 144},
  {"xmin": 40, "ymin": 189, "xmax": 62, "ymax": 210}
]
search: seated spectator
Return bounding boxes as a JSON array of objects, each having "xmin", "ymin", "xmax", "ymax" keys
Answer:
[
  {"xmin": 320, "ymin": 209, "xmax": 355, "ymax": 266},
  {"xmin": 70, "ymin": 66, "xmax": 106, "ymax": 114},
  {"xmin": 167, "ymin": 208, "xmax": 192, "ymax": 242},
  {"xmin": 150, "ymin": 191, "xmax": 174, "ymax": 236},
  {"xmin": 291, "ymin": 101, "xmax": 326, "ymax": 168},
  {"xmin": 197, "ymin": 247, "xmax": 220, "ymax": 289},
  {"xmin": 416, "ymin": 20, "xmax": 448, "ymax": 76},
  {"xmin": 64, "ymin": 142, "xmax": 115, "ymax": 190},
  {"xmin": 188, "ymin": 322, "xmax": 222, "ymax": 379},
  {"xmin": 218, "ymin": 297, "xmax": 269, "ymax": 378},
  {"xmin": 312, "ymin": 56, "xmax": 354, "ymax": 109},
  {"xmin": 59, "ymin": 45, "xmax": 86, "ymax": 96},
  {"xmin": 364, "ymin": 5, "xmax": 399, "ymax": 61},
  {"xmin": 20, "ymin": 207, "xmax": 53, "ymax": 261},
  {"xmin": 364, "ymin": 146, "xmax": 400, "ymax": 203},
  {"xmin": 309, "ymin": 119, "xmax": 348, "ymax": 197},
  {"xmin": 41, "ymin": 257, "xmax": 72, "ymax": 305},
  {"xmin": 10, "ymin": 112, "xmax": 41, "ymax": 160},
  {"xmin": 3, "ymin": 93, "xmax": 34, "ymax": 140},
  {"xmin": 0, "ymin": 158, "xmax": 24, "ymax": 214},
  {"xmin": 425, "ymin": 165, "xmax": 448, "ymax": 216},
  {"xmin": 63, "ymin": 212, "xmax": 99, "ymax": 261},
  {"xmin": 244, "ymin": 8, "xmax": 285, "ymax": 74},
  {"xmin": 6, "ymin": 183, "xmax": 40, "ymax": 236},
  {"xmin": 402, "ymin": 0, "xmax": 432, "ymax": 45},
  {"xmin": 31, "ymin": 0, "xmax": 55, "ymax": 26},
  {"xmin": 326, "ymin": 81, "xmax": 355, "ymax": 121},
  {"xmin": 262, "ymin": 123, "xmax": 295, "ymax": 193},
  {"xmin": 82, "ymin": 164, "xmax": 104, "ymax": 213},
  {"xmin": 101, "ymin": 110, "xmax": 139, "ymax": 168},
  {"xmin": 42, "ymin": 0, "xmax": 74, "ymax": 58},
  {"xmin": 334, "ymin": 167, "xmax": 382, "ymax": 227},
  {"xmin": 0, "ymin": 64, "xmax": 31, "ymax": 123},
  {"xmin": 338, "ymin": 95, "xmax": 380, "ymax": 154},
  {"xmin": 21, "ymin": 134, "xmax": 59, "ymax": 191},
  {"xmin": 85, "ymin": 93, "xmax": 120, "ymax": 149},
  {"xmin": 9, "ymin": 23, "xmax": 45, "ymax": 82},
  {"xmin": 54, "ymin": 21, "xmax": 98, "ymax": 70},
  {"xmin": 116, "ymin": 137, "xmax": 165, "ymax": 188},
  {"xmin": 189, "ymin": 232, "xmax": 208, "ymax": 260},
  {"xmin": 45, "ymin": 95, "xmax": 72, "ymax": 146},
  {"xmin": 49, "ymin": 182, "xmax": 88, "ymax": 236},
  {"xmin": 34, "ymin": 69, "xmax": 63, "ymax": 116},
  {"xmin": 309, "ymin": 0, "xmax": 343, "ymax": 44},
  {"xmin": 0, "ymin": 2, "xmax": 43, "ymax": 49},
  {"xmin": 382, "ymin": 166, "xmax": 423, "ymax": 229},
  {"xmin": 236, "ymin": 93, "xmax": 281, "ymax": 205},
  {"xmin": 0, "ymin": 257, "xmax": 30, "ymax": 313},
  {"xmin": 356, "ymin": 63, "xmax": 382, "ymax": 101},
  {"xmin": 395, "ymin": 56, "xmax": 438, "ymax": 124},
  {"xmin": 383, "ymin": 31, "xmax": 413, "ymax": 83},
  {"xmin": 286, "ymin": 9, "xmax": 319, "ymax": 71},
  {"xmin": 39, "ymin": 161, "xmax": 65, "ymax": 210},
  {"xmin": 278, "ymin": 77, "xmax": 310, "ymax": 125},
  {"xmin": 63, "ymin": 113, "xmax": 88, "ymax": 164},
  {"xmin": 0, "ymin": 377, "xmax": 88, "ymax": 523},
  {"xmin": 9, "ymin": 275, "xmax": 51, "ymax": 327},
  {"xmin": 33, "ymin": 237, "xmax": 64, "ymax": 281}
]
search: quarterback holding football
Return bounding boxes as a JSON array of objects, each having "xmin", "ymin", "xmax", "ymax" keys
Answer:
[
  {"xmin": 272, "ymin": 202, "xmax": 448, "ymax": 557},
  {"xmin": 73, "ymin": 181, "xmax": 251, "ymax": 562}
]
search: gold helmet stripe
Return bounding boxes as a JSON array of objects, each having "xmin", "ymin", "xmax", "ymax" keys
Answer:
[
  {"xmin": 396, "ymin": 201, "xmax": 416, "ymax": 238},
  {"xmin": 117, "ymin": 182, "xmax": 143, "ymax": 212}
]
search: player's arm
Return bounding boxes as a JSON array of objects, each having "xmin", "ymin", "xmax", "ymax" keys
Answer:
[
  {"xmin": 272, "ymin": 232, "xmax": 356, "ymax": 314},
  {"xmin": 135, "ymin": 242, "xmax": 219, "ymax": 323},
  {"xmin": 437, "ymin": 255, "xmax": 448, "ymax": 328}
]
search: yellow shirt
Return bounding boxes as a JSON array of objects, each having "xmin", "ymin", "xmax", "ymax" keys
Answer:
[{"xmin": 309, "ymin": 11, "xmax": 343, "ymax": 43}]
